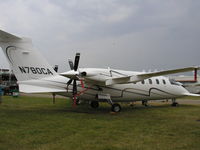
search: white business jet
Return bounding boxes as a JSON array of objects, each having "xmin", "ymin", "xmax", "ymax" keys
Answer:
[{"xmin": 0, "ymin": 30, "xmax": 199, "ymax": 112}]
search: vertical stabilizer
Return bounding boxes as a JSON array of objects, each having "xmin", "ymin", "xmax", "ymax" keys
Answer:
[{"xmin": 0, "ymin": 30, "xmax": 57, "ymax": 81}]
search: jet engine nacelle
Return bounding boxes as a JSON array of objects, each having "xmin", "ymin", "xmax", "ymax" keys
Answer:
[{"xmin": 80, "ymin": 71, "xmax": 98, "ymax": 77}]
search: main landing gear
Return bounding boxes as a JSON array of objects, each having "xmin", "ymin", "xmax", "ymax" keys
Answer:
[
  {"xmin": 107, "ymin": 98, "xmax": 121, "ymax": 112},
  {"xmin": 75, "ymin": 99, "xmax": 81, "ymax": 105},
  {"xmin": 90, "ymin": 99, "xmax": 122, "ymax": 112},
  {"xmin": 90, "ymin": 101, "xmax": 99, "ymax": 109},
  {"xmin": 142, "ymin": 100, "xmax": 149, "ymax": 107},
  {"xmin": 171, "ymin": 98, "xmax": 179, "ymax": 107},
  {"xmin": 94, "ymin": 94, "xmax": 121, "ymax": 112},
  {"xmin": 111, "ymin": 103, "xmax": 121, "ymax": 112}
]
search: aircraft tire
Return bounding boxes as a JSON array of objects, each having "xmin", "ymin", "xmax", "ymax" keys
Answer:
[
  {"xmin": 171, "ymin": 102, "xmax": 179, "ymax": 107},
  {"xmin": 76, "ymin": 99, "xmax": 81, "ymax": 105},
  {"xmin": 90, "ymin": 101, "xmax": 99, "ymax": 108},
  {"xmin": 111, "ymin": 103, "xmax": 121, "ymax": 112}
]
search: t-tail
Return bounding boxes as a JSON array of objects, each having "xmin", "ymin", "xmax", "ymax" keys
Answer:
[
  {"xmin": 0, "ymin": 30, "xmax": 67, "ymax": 93},
  {"xmin": 0, "ymin": 30, "xmax": 57, "ymax": 81}
]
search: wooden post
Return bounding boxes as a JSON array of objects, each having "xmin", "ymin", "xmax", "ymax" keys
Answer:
[
  {"xmin": 0, "ymin": 95, "xmax": 2, "ymax": 104},
  {"xmin": 0, "ymin": 87, "xmax": 2, "ymax": 104},
  {"xmin": 52, "ymin": 93, "xmax": 56, "ymax": 104}
]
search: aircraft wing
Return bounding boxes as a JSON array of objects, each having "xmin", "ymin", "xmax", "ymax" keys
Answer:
[
  {"xmin": 137, "ymin": 67, "xmax": 199, "ymax": 78},
  {"xmin": 183, "ymin": 83, "xmax": 200, "ymax": 87},
  {"xmin": 106, "ymin": 66, "xmax": 199, "ymax": 85}
]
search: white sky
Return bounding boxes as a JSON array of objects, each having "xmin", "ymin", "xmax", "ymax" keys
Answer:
[{"xmin": 0, "ymin": 0, "xmax": 200, "ymax": 72}]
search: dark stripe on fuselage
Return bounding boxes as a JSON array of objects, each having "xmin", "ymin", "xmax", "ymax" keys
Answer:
[{"xmin": 43, "ymin": 79, "xmax": 177, "ymax": 100}]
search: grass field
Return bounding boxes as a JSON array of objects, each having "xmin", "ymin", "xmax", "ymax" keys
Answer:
[{"xmin": 0, "ymin": 96, "xmax": 200, "ymax": 150}]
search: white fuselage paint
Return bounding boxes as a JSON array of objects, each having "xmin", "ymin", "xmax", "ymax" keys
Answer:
[{"xmin": 20, "ymin": 68, "xmax": 190, "ymax": 102}]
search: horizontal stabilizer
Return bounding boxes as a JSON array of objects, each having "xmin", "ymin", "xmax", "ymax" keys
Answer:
[
  {"xmin": 19, "ymin": 84, "xmax": 67, "ymax": 93},
  {"xmin": 0, "ymin": 30, "xmax": 21, "ymax": 42}
]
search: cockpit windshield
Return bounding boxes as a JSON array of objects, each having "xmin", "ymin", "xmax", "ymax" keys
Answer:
[{"xmin": 169, "ymin": 79, "xmax": 182, "ymax": 86}]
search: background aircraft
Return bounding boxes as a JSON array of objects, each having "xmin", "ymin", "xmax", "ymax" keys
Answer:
[
  {"xmin": 172, "ymin": 71, "xmax": 200, "ymax": 94},
  {"xmin": 0, "ymin": 30, "xmax": 199, "ymax": 112}
]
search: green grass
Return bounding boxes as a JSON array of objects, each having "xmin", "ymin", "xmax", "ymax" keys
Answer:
[{"xmin": 0, "ymin": 96, "xmax": 200, "ymax": 150}]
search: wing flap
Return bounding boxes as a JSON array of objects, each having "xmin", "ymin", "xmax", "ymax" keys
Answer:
[{"xmin": 106, "ymin": 76, "xmax": 142, "ymax": 85}]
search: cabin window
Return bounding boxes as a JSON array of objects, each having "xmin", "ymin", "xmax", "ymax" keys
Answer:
[
  {"xmin": 162, "ymin": 79, "xmax": 166, "ymax": 84},
  {"xmin": 141, "ymin": 80, "xmax": 145, "ymax": 84},
  {"xmin": 149, "ymin": 79, "xmax": 152, "ymax": 84},
  {"xmin": 156, "ymin": 79, "xmax": 159, "ymax": 84}
]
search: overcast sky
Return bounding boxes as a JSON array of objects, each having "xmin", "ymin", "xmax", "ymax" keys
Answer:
[{"xmin": 0, "ymin": 0, "xmax": 200, "ymax": 72}]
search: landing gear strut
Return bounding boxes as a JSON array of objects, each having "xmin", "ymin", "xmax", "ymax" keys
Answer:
[
  {"xmin": 142, "ymin": 100, "xmax": 148, "ymax": 107},
  {"xmin": 171, "ymin": 98, "xmax": 179, "ymax": 107},
  {"xmin": 76, "ymin": 99, "xmax": 81, "ymax": 105}
]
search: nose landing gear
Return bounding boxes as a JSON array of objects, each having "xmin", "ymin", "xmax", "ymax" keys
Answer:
[
  {"xmin": 142, "ymin": 100, "xmax": 149, "ymax": 107},
  {"xmin": 171, "ymin": 98, "xmax": 179, "ymax": 107}
]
